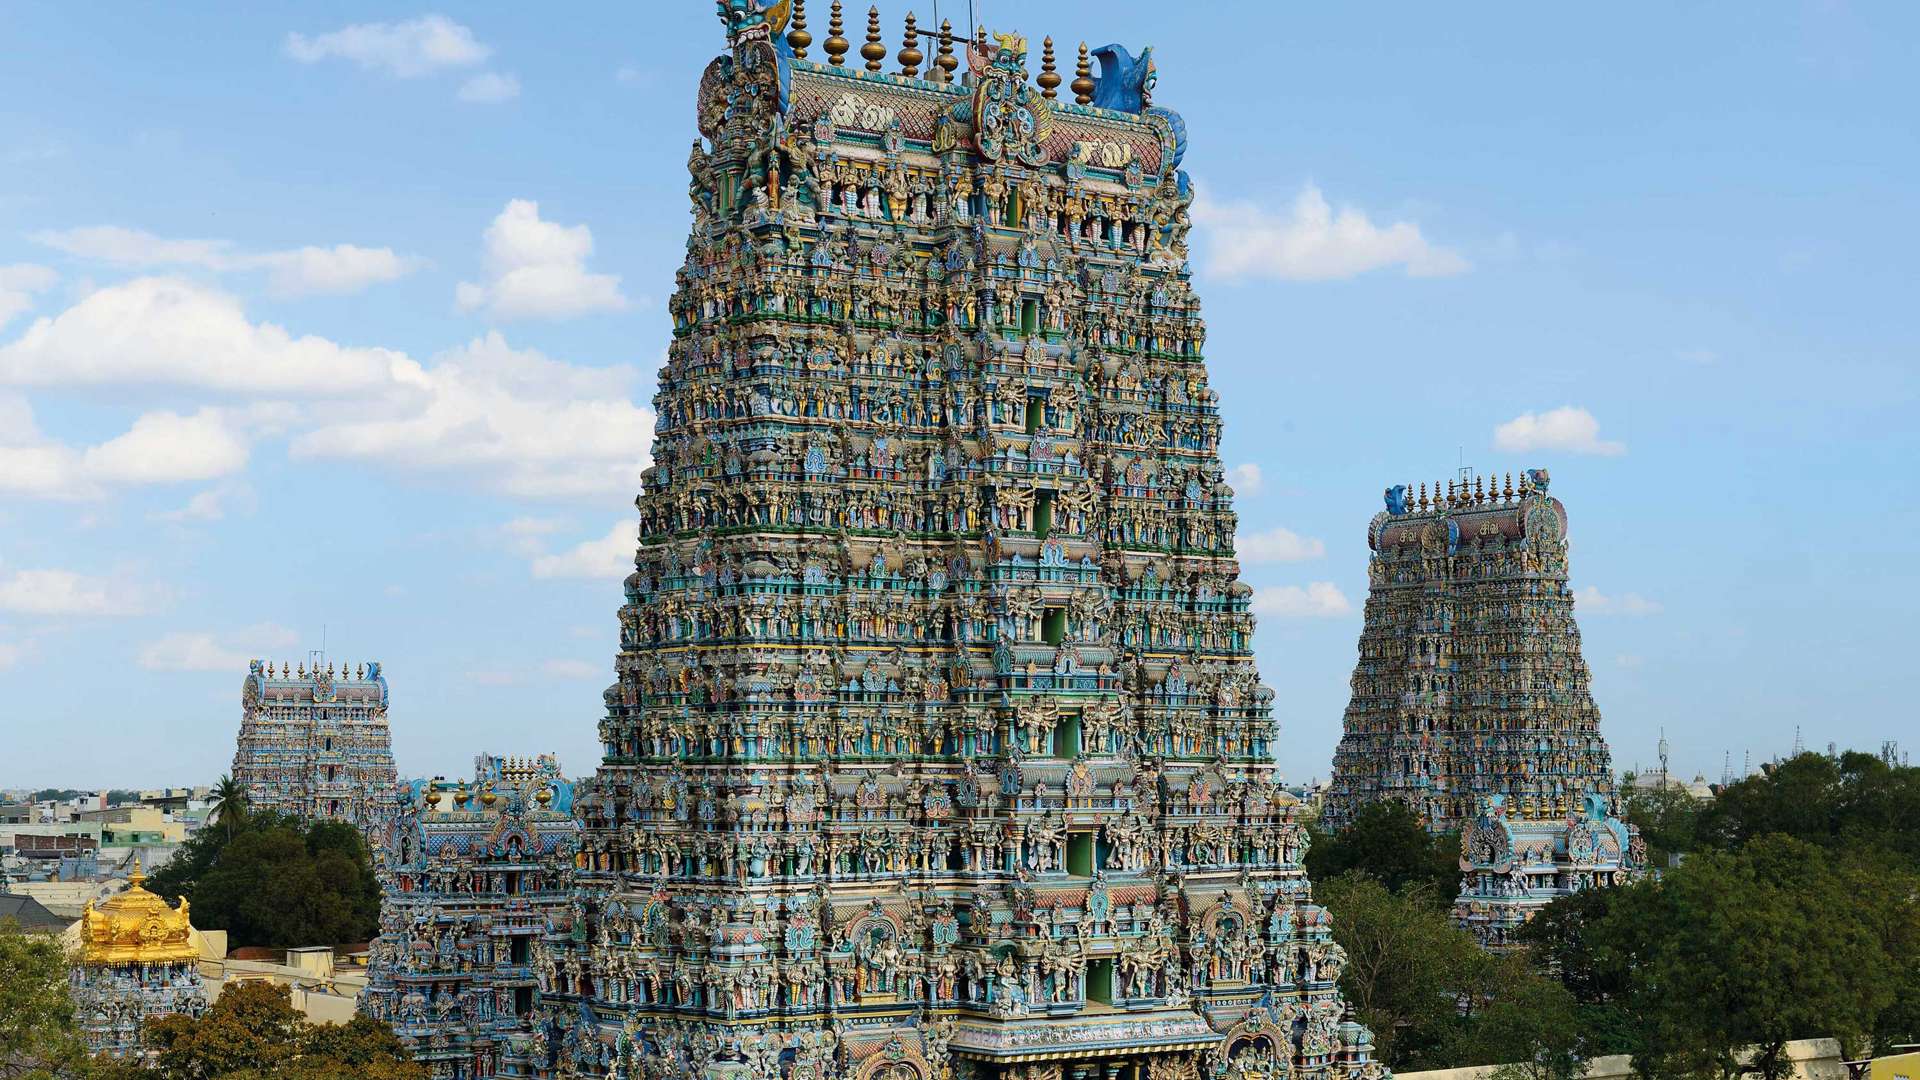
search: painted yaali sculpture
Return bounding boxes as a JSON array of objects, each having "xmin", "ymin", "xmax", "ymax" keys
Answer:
[
  {"xmin": 66, "ymin": 860, "xmax": 208, "ymax": 1059},
  {"xmin": 364, "ymin": 755, "xmax": 580, "ymax": 1079},
  {"xmin": 232, "ymin": 659, "xmax": 399, "ymax": 827},
  {"xmin": 1321, "ymin": 471, "xmax": 1643, "ymax": 947},
  {"xmin": 536, "ymin": 5, "xmax": 1385, "ymax": 1080}
]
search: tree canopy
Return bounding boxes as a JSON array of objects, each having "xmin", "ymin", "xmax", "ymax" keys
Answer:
[
  {"xmin": 102, "ymin": 982, "xmax": 422, "ymax": 1080},
  {"xmin": 1306, "ymin": 800, "xmax": 1461, "ymax": 909},
  {"xmin": 145, "ymin": 811, "xmax": 379, "ymax": 950},
  {"xmin": 0, "ymin": 920, "xmax": 91, "ymax": 1080}
]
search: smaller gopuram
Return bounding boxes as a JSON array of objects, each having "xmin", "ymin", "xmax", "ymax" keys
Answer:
[
  {"xmin": 232, "ymin": 659, "xmax": 399, "ymax": 827},
  {"xmin": 362, "ymin": 754, "xmax": 579, "ymax": 1080},
  {"xmin": 1323, "ymin": 470, "xmax": 1620, "ymax": 835},
  {"xmin": 1452, "ymin": 794, "xmax": 1643, "ymax": 949},
  {"xmin": 65, "ymin": 859, "xmax": 207, "ymax": 1059}
]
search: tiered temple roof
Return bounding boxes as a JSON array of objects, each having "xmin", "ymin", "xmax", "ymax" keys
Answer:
[
  {"xmin": 232, "ymin": 659, "xmax": 398, "ymax": 828},
  {"xmin": 537, "ymin": 5, "xmax": 1385, "ymax": 1080},
  {"xmin": 1323, "ymin": 471, "xmax": 1619, "ymax": 835},
  {"xmin": 363, "ymin": 754, "xmax": 579, "ymax": 1079},
  {"xmin": 66, "ymin": 860, "xmax": 207, "ymax": 1058}
]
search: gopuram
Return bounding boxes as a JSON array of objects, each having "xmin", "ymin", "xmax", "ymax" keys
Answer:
[
  {"xmin": 537, "ymin": 4, "xmax": 1386, "ymax": 1080},
  {"xmin": 231, "ymin": 658, "xmax": 399, "ymax": 827},
  {"xmin": 364, "ymin": 754, "xmax": 580, "ymax": 1079},
  {"xmin": 65, "ymin": 859, "xmax": 208, "ymax": 1059},
  {"xmin": 1319, "ymin": 471, "xmax": 1642, "ymax": 944}
]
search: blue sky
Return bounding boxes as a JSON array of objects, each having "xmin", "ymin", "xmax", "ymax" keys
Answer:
[{"xmin": 1, "ymin": 3, "xmax": 1915, "ymax": 789}]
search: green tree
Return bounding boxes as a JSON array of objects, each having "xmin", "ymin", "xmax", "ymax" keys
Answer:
[
  {"xmin": 1319, "ymin": 873, "xmax": 1475, "ymax": 1067},
  {"xmin": 1307, "ymin": 801, "xmax": 1461, "ymax": 908},
  {"xmin": 123, "ymin": 983, "xmax": 423, "ymax": 1080},
  {"xmin": 145, "ymin": 808, "xmax": 380, "ymax": 950},
  {"xmin": 1601, "ymin": 836, "xmax": 1899, "ymax": 1079},
  {"xmin": 206, "ymin": 777, "xmax": 248, "ymax": 841},
  {"xmin": 1616, "ymin": 779, "xmax": 1704, "ymax": 868},
  {"xmin": 0, "ymin": 920, "xmax": 91, "ymax": 1080},
  {"xmin": 1700, "ymin": 751, "xmax": 1920, "ymax": 868}
]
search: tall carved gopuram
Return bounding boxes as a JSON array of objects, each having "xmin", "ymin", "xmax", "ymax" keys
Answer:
[
  {"xmin": 543, "ymin": 5, "xmax": 1385, "ymax": 1080},
  {"xmin": 232, "ymin": 659, "xmax": 398, "ymax": 827},
  {"xmin": 1322, "ymin": 471, "xmax": 1621, "ymax": 836}
]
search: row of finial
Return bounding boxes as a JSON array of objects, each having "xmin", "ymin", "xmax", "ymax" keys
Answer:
[
  {"xmin": 425, "ymin": 781, "xmax": 554, "ymax": 810},
  {"xmin": 263, "ymin": 660, "xmax": 372, "ymax": 680},
  {"xmin": 1408, "ymin": 473, "xmax": 1530, "ymax": 513},
  {"xmin": 786, "ymin": 2, "xmax": 1102, "ymax": 105}
]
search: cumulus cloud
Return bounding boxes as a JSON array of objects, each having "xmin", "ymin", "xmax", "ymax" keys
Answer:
[
  {"xmin": 0, "ymin": 640, "xmax": 20, "ymax": 670},
  {"xmin": 1576, "ymin": 587, "xmax": 1663, "ymax": 617},
  {"xmin": 1493, "ymin": 406, "xmax": 1626, "ymax": 456},
  {"xmin": 285, "ymin": 15, "xmax": 490, "ymax": 78},
  {"xmin": 458, "ymin": 72, "xmax": 521, "ymax": 104},
  {"xmin": 541, "ymin": 659, "xmax": 599, "ymax": 680},
  {"xmin": 1237, "ymin": 526, "xmax": 1327, "ymax": 564},
  {"xmin": 0, "ymin": 277, "xmax": 411, "ymax": 395},
  {"xmin": 1251, "ymin": 582, "xmax": 1352, "ymax": 618},
  {"xmin": 1228, "ymin": 463, "xmax": 1263, "ymax": 497},
  {"xmin": 0, "ymin": 397, "xmax": 250, "ymax": 499},
  {"xmin": 530, "ymin": 520, "xmax": 638, "ymax": 580},
  {"xmin": 1194, "ymin": 184, "xmax": 1469, "ymax": 282},
  {"xmin": 32, "ymin": 226, "xmax": 419, "ymax": 296},
  {"xmin": 291, "ymin": 332, "xmax": 655, "ymax": 498},
  {"xmin": 0, "ymin": 264, "xmax": 57, "ymax": 330},
  {"xmin": 456, "ymin": 200, "xmax": 629, "ymax": 320},
  {"xmin": 137, "ymin": 622, "xmax": 298, "ymax": 671},
  {"xmin": 0, "ymin": 567, "xmax": 154, "ymax": 616}
]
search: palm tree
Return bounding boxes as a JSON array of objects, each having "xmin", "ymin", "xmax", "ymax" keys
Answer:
[{"xmin": 209, "ymin": 775, "xmax": 249, "ymax": 839}]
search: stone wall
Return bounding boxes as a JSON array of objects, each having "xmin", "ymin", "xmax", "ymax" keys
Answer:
[{"xmin": 1395, "ymin": 1038, "xmax": 1847, "ymax": 1080}]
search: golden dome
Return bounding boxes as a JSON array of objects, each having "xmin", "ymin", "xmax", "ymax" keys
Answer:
[{"xmin": 76, "ymin": 859, "xmax": 199, "ymax": 966}]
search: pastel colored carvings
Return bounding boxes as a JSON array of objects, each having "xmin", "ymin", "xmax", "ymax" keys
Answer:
[{"xmin": 533, "ymin": 8, "xmax": 1385, "ymax": 1080}]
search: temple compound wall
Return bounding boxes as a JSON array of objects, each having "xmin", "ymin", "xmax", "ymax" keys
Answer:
[
  {"xmin": 363, "ymin": 754, "xmax": 580, "ymax": 1079},
  {"xmin": 232, "ymin": 659, "xmax": 398, "ymax": 828},
  {"xmin": 535, "ymin": 5, "xmax": 1387, "ymax": 1080},
  {"xmin": 1322, "ymin": 472, "xmax": 1642, "ymax": 946}
]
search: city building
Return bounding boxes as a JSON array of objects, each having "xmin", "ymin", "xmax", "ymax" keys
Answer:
[
  {"xmin": 231, "ymin": 659, "xmax": 399, "ymax": 827},
  {"xmin": 0, "ymin": 892, "xmax": 70, "ymax": 933},
  {"xmin": 1324, "ymin": 472, "xmax": 1622, "ymax": 835},
  {"xmin": 540, "ymin": 9, "xmax": 1384, "ymax": 1080},
  {"xmin": 64, "ymin": 860, "xmax": 208, "ymax": 1059},
  {"xmin": 362, "ymin": 755, "xmax": 579, "ymax": 1079}
]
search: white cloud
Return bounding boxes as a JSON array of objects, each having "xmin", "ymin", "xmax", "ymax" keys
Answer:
[
  {"xmin": 541, "ymin": 659, "xmax": 599, "ymax": 680},
  {"xmin": 1251, "ymin": 582, "xmax": 1352, "ymax": 618},
  {"xmin": 458, "ymin": 72, "xmax": 521, "ymax": 104},
  {"xmin": 456, "ymin": 200, "xmax": 629, "ymax": 320},
  {"xmin": 1237, "ymin": 526, "xmax": 1326, "ymax": 564},
  {"xmin": 0, "ymin": 641, "xmax": 20, "ymax": 671},
  {"xmin": 0, "ymin": 264, "xmax": 57, "ymax": 330},
  {"xmin": 32, "ymin": 226, "xmax": 419, "ymax": 296},
  {"xmin": 291, "ymin": 332, "xmax": 655, "ymax": 498},
  {"xmin": 0, "ymin": 277, "xmax": 412, "ymax": 395},
  {"xmin": 1676, "ymin": 347, "xmax": 1719, "ymax": 366},
  {"xmin": 137, "ymin": 633, "xmax": 247, "ymax": 672},
  {"xmin": 530, "ymin": 520, "xmax": 638, "ymax": 580},
  {"xmin": 83, "ymin": 409, "xmax": 249, "ymax": 486},
  {"xmin": 153, "ymin": 482, "xmax": 258, "ymax": 523},
  {"xmin": 137, "ymin": 622, "xmax": 299, "ymax": 671},
  {"xmin": 1228, "ymin": 463, "xmax": 1263, "ymax": 497},
  {"xmin": 1615, "ymin": 653, "xmax": 1646, "ymax": 669},
  {"xmin": 0, "ymin": 397, "xmax": 249, "ymax": 499},
  {"xmin": 1194, "ymin": 184, "xmax": 1470, "ymax": 282},
  {"xmin": 0, "ymin": 568, "xmax": 152, "ymax": 616},
  {"xmin": 1493, "ymin": 406, "xmax": 1626, "ymax": 457},
  {"xmin": 1576, "ymin": 587, "xmax": 1663, "ymax": 617},
  {"xmin": 286, "ymin": 15, "xmax": 490, "ymax": 78}
]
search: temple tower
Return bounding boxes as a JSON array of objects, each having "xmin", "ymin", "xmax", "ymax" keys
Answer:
[
  {"xmin": 542, "ymin": 7, "xmax": 1384, "ymax": 1080},
  {"xmin": 65, "ymin": 860, "xmax": 207, "ymax": 1058},
  {"xmin": 232, "ymin": 659, "xmax": 398, "ymax": 827},
  {"xmin": 1323, "ymin": 470, "xmax": 1619, "ymax": 835},
  {"xmin": 363, "ymin": 754, "xmax": 580, "ymax": 1079}
]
